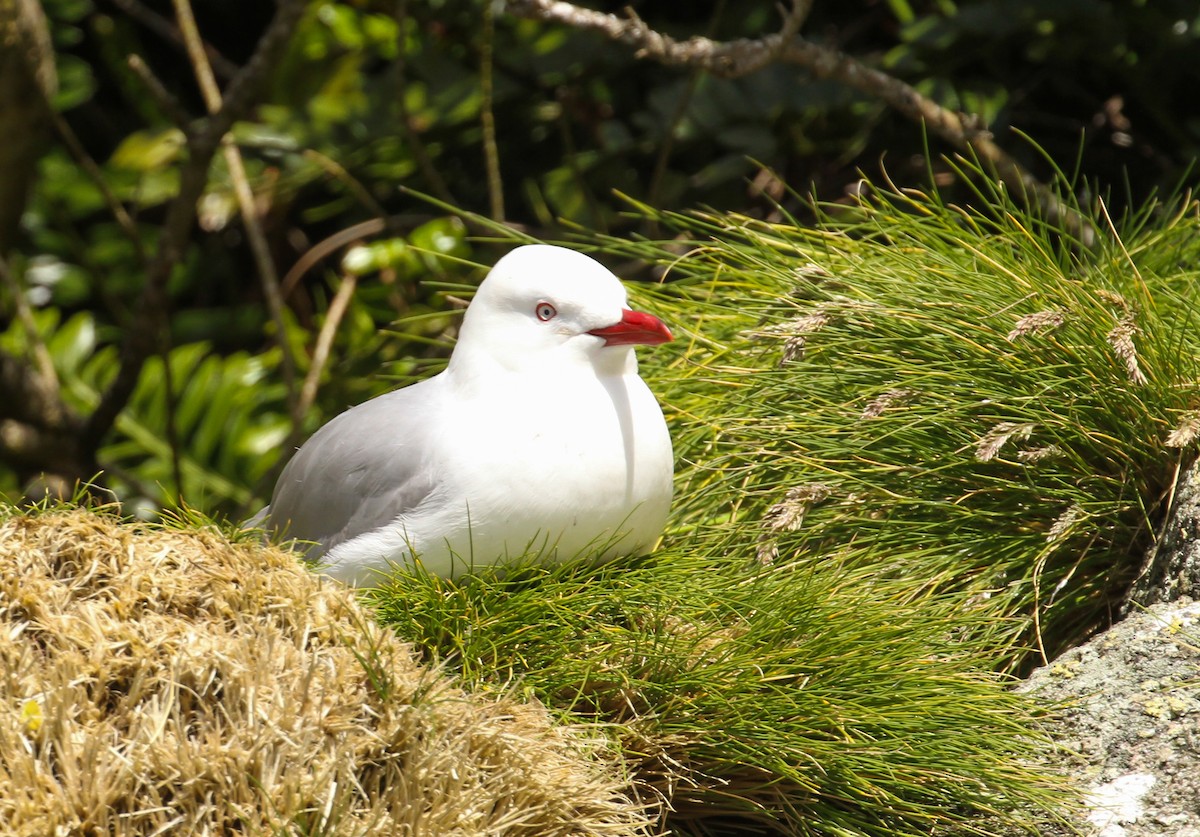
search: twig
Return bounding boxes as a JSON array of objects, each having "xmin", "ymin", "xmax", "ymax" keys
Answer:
[
  {"xmin": 127, "ymin": 54, "xmax": 192, "ymax": 130},
  {"xmin": 302, "ymin": 149, "xmax": 390, "ymax": 220},
  {"xmin": 173, "ymin": 0, "xmax": 298, "ymax": 418},
  {"xmin": 392, "ymin": 0, "xmax": 456, "ymax": 205},
  {"xmin": 42, "ymin": 107, "xmax": 147, "ymax": 262},
  {"xmin": 82, "ymin": 0, "xmax": 309, "ymax": 454},
  {"xmin": 263, "ymin": 268, "xmax": 359, "ymax": 496},
  {"xmin": 553, "ymin": 99, "xmax": 605, "ymax": 231},
  {"xmin": 297, "ymin": 271, "xmax": 358, "ymax": 436},
  {"xmin": 646, "ymin": 0, "xmax": 730, "ymax": 231},
  {"xmin": 279, "ymin": 209, "xmax": 513, "ymax": 312},
  {"xmin": 172, "ymin": 0, "xmax": 222, "ymax": 123},
  {"xmin": 506, "ymin": 0, "xmax": 1092, "ymax": 242},
  {"xmin": 280, "ymin": 218, "xmax": 387, "ymax": 299},
  {"xmin": 124, "ymin": 52, "xmax": 191, "ymax": 500},
  {"xmin": 480, "ymin": 0, "xmax": 505, "ymax": 221},
  {"xmin": 0, "ymin": 253, "xmax": 59, "ymax": 403},
  {"xmin": 107, "ymin": 0, "xmax": 240, "ymax": 81},
  {"xmin": 771, "ymin": 0, "xmax": 813, "ymax": 62}
]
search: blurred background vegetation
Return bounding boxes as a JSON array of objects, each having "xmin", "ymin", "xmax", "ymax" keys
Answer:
[{"xmin": 2, "ymin": 0, "xmax": 1199, "ymax": 518}]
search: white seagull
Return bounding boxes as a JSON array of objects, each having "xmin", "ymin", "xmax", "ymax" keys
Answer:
[{"xmin": 259, "ymin": 244, "xmax": 675, "ymax": 585}]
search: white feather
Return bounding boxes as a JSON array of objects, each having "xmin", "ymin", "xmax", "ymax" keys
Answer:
[{"xmin": 260, "ymin": 245, "xmax": 674, "ymax": 585}]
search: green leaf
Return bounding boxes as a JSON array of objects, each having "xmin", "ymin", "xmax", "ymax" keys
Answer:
[{"xmin": 108, "ymin": 129, "xmax": 186, "ymax": 172}]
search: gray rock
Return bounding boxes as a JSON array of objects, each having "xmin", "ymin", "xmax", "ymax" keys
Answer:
[
  {"xmin": 1127, "ymin": 460, "xmax": 1200, "ymax": 608},
  {"xmin": 1024, "ymin": 598, "xmax": 1200, "ymax": 836}
]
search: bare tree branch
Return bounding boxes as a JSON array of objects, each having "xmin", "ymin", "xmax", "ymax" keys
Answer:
[
  {"xmin": 507, "ymin": 0, "xmax": 805, "ymax": 76},
  {"xmin": 392, "ymin": 0, "xmax": 457, "ymax": 206},
  {"xmin": 0, "ymin": 0, "xmax": 56, "ymax": 252},
  {"xmin": 506, "ymin": 0, "xmax": 1091, "ymax": 241},
  {"xmin": 0, "ymin": 350, "xmax": 73, "ymax": 432},
  {"xmin": 127, "ymin": 54, "xmax": 192, "ymax": 130},
  {"xmin": 107, "ymin": 0, "xmax": 241, "ymax": 81},
  {"xmin": 480, "ymin": 0, "xmax": 505, "ymax": 221},
  {"xmin": 174, "ymin": 0, "xmax": 299, "ymax": 422},
  {"xmin": 81, "ymin": 0, "xmax": 309, "ymax": 455},
  {"xmin": 296, "ymin": 270, "xmax": 358, "ymax": 439}
]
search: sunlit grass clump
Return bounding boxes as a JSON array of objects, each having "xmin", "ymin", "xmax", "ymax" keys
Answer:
[
  {"xmin": 617, "ymin": 179, "xmax": 1200, "ymax": 664},
  {"xmin": 371, "ymin": 551, "xmax": 1066, "ymax": 835},
  {"xmin": 357, "ymin": 177, "xmax": 1200, "ymax": 834}
]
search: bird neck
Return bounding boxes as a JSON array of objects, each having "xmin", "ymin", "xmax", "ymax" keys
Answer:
[{"xmin": 444, "ymin": 344, "xmax": 637, "ymax": 398}]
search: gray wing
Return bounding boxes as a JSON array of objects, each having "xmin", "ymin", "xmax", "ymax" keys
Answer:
[{"xmin": 263, "ymin": 378, "xmax": 443, "ymax": 558}]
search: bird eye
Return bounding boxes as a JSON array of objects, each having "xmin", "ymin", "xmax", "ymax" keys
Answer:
[{"xmin": 535, "ymin": 302, "xmax": 557, "ymax": 321}]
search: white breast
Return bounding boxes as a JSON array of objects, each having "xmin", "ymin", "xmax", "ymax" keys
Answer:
[{"xmin": 322, "ymin": 368, "xmax": 672, "ymax": 583}]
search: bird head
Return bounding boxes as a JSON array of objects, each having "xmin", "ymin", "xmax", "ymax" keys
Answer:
[{"xmin": 451, "ymin": 245, "xmax": 672, "ymax": 377}]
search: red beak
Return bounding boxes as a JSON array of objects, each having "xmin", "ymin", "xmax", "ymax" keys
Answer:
[{"xmin": 587, "ymin": 309, "xmax": 673, "ymax": 347}]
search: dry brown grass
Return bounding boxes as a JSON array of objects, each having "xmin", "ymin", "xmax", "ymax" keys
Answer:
[{"xmin": 0, "ymin": 509, "xmax": 650, "ymax": 836}]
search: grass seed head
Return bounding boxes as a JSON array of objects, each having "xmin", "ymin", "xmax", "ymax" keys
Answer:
[
  {"xmin": 764, "ymin": 484, "xmax": 833, "ymax": 532},
  {"xmin": 1166, "ymin": 412, "xmax": 1200, "ymax": 448},
  {"xmin": 1018, "ymin": 444, "xmax": 1064, "ymax": 463},
  {"xmin": 1107, "ymin": 312, "xmax": 1147, "ymax": 385},
  {"xmin": 1006, "ymin": 309, "xmax": 1066, "ymax": 342},
  {"xmin": 1047, "ymin": 504, "xmax": 1085, "ymax": 542},
  {"xmin": 861, "ymin": 387, "xmax": 917, "ymax": 419},
  {"xmin": 975, "ymin": 422, "xmax": 1038, "ymax": 462}
]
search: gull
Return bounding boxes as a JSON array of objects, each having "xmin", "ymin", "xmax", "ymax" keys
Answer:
[{"xmin": 258, "ymin": 244, "xmax": 674, "ymax": 585}]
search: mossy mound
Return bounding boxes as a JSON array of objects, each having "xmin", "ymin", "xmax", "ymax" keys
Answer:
[{"xmin": 0, "ymin": 509, "xmax": 648, "ymax": 836}]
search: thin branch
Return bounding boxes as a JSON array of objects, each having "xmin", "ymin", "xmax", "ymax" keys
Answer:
[
  {"xmin": 172, "ymin": 0, "xmax": 222, "ymax": 110},
  {"xmin": 480, "ymin": 0, "xmax": 505, "ymax": 221},
  {"xmin": 124, "ymin": 51, "xmax": 189, "ymax": 500},
  {"xmin": 772, "ymin": 0, "xmax": 813, "ymax": 62},
  {"xmin": 280, "ymin": 218, "xmax": 387, "ymax": 299},
  {"xmin": 554, "ymin": 101, "xmax": 606, "ymax": 232},
  {"xmin": 264, "ymin": 268, "xmax": 357, "ymax": 498},
  {"xmin": 506, "ymin": 0, "xmax": 1092, "ymax": 241},
  {"xmin": 392, "ymin": 0, "xmax": 457, "ymax": 205},
  {"xmin": 646, "ymin": 0, "xmax": 730, "ymax": 231},
  {"xmin": 302, "ymin": 149, "xmax": 390, "ymax": 220},
  {"xmin": 127, "ymin": 54, "xmax": 192, "ymax": 130},
  {"xmin": 17, "ymin": 91, "xmax": 142, "ymax": 329},
  {"xmin": 82, "ymin": 0, "xmax": 309, "ymax": 454},
  {"xmin": 173, "ymin": 0, "xmax": 298, "ymax": 419},
  {"xmin": 0, "ymin": 253, "xmax": 59, "ymax": 402},
  {"xmin": 41, "ymin": 103, "xmax": 147, "ymax": 263},
  {"xmin": 507, "ymin": 0, "xmax": 798, "ymax": 76},
  {"xmin": 297, "ymin": 271, "xmax": 358, "ymax": 435},
  {"xmin": 107, "ymin": 0, "xmax": 240, "ymax": 81}
]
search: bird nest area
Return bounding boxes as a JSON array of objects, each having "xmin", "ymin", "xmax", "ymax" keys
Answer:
[{"xmin": 0, "ymin": 508, "xmax": 649, "ymax": 836}]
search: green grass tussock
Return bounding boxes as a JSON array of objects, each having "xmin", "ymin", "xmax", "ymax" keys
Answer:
[
  {"xmin": 617, "ymin": 181, "xmax": 1200, "ymax": 664},
  {"xmin": 372, "ymin": 552, "xmax": 1067, "ymax": 835},
  {"xmin": 0, "ymin": 508, "xmax": 649, "ymax": 836},
  {"xmin": 370, "ymin": 179, "xmax": 1200, "ymax": 832}
]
